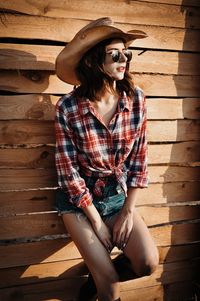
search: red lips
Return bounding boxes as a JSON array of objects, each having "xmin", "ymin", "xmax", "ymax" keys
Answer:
[{"xmin": 117, "ymin": 66, "xmax": 125, "ymax": 72}]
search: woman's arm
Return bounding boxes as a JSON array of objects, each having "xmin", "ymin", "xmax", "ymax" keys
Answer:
[
  {"xmin": 83, "ymin": 203, "xmax": 113, "ymax": 252},
  {"xmin": 113, "ymin": 89, "xmax": 148, "ymax": 249},
  {"xmin": 112, "ymin": 187, "xmax": 138, "ymax": 249}
]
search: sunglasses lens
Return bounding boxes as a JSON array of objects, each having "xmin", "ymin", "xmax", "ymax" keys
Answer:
[
  {"xmin": 109, "ymin": 50, "xmax": 132, "ymax": 62},
  {"xmin": 124, "ymin": 50, "xmax": 132, "ymax": 62},
  {"xmin": 111, "ymin": 51, "xmax": 120, "ymax": 62}
]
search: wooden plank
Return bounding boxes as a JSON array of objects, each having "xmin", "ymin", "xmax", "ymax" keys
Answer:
[
  {"xmin": 0, "ymin": 277, "xmax": 86, "ymax": 301},
  {"xmin": 0, "ymin": 119, "xmax": 199, "ymax": 145},
  {"xmin": 147, "ymin": 120, "xmax": 200, "ymax": 142},
  {"xmin": 0, "ymin": 238, "xmax": 81, "ymax": 268},
  {"xmin": 131, "ymin": 50, "xmax": 200, "ymax": 76},
  {"xmin": 0, "ymin": 189, "xmax": 56, "ymax": 216},
  {"xmin": 0, "ymin": 14, "xmax": 199, "ymax": 51},
  {"xmin": 1, "ymin": 71, "xmax": 200, "ymax": 97},
  {"xmin": 0, "ymin": 280, "xmax": 189, "ymax": 301},
  {"xmin": 148, "ymin": 166, "xmax": 200, "ymax": 183},
  {"xmin": 158, "ymin": 242, "xmax": 200, "ymax": 264},
  {"xmin": 0, "ymin": 94, "xmax": 58, "ymax": 121},
  {"xmin": 139, "ymin": 205, "xmax": 200, "ymax": 227},
  {"xmin": 0, "ymin": 169, "xmax": 57, "ymax": 190},
  {"xmin": 1, "ymin": 44, "xmax": 200, "ymax": 76},
  {"xmin": 164, "ymin": 281, "xmax": 197, "ymax": 301},
  {"xmin": 0, "ymin": 213, "xmax": 66, "ymax": 240},
  {"xmin": 0, "ymin": 70, "xmax": 70, "ymax": 95},
  {"xmin": 147, "ymin": 98, "xmax": 200, "ymax": 120},
  {"xmin": 0, "ymin": 146, "xmax": 55, "ymax": 169},
  {"xmin": 120, "ymin": 259, "xmax": 199, "ymax": 290},
  {"xmin": 149, "ymin": 142, "xmax": 200, "ymax": 164},
  {"xmin": 137, "ymin": 182, "xmax": 200, "ymax": 205},
  {"xmin": 137, "ymin": 0, "xmax": 200, "ymax": 6},
  {"xmin": 150, "ymin": 222, "xmax": 200, "ymax": 246},
  {"xmin": 0, "ymin": 120, "xmax": 55, "ymax": 144},
  {"xmin": 0, "ymin": 43, "xmax": 57, "ymax": 71},
  {"xmin": 110, "ymin": 285, "xmax": 163, "ymax": 301},
  {"xmin": 0, "ymin": 238, "xmax": 199, "ymax": 269},
  {"xmin": 0, "ymin": 1, "xmax": 200, "ymax": 29},
  {"xmin": 0, "ymin": 181, "xmax": 199, "ymax": 218},
  {"xmin": 0, "ymin": 280, "xmax": 159, "ymax": 301},
  {"xmin": 1, "ymin": 95, "xmax": 200, "ymax": 120},
  {"xmin": 0, "ymin": 258, "xmax": 87, "ymax": 289},
  {"xmin": 0, "ymin": 280, "xmax": 195, "ymax": 301},
  {"xmin": 1, "ymin": 142, "xmax": 199, "ymax": 169},
  {"xmin": 1, "ymin": 203, "xmax": 199, "ymax": 228},
  {"xmin": 0, "ymin": 166, "xmax": 199, "ymax": 190},
  {"xmin": 136, "ymin": 74, "xmax": 200, "ymax": 98},
  {"xmin": 0, "ymin": 210, "xmax": 200, "ymax": 241},
  {"xmin": 0, "ymin": 258, "xmax": 198, "ymax": 290}
]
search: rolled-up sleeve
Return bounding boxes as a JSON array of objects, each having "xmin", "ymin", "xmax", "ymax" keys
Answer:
[
  {"xmin": 125, "ymin": 93, "xmax": 148, "ymax": 188},
  {"xmin": 55, "ymin": 101, "xmax": 93, "ymax": 208}
]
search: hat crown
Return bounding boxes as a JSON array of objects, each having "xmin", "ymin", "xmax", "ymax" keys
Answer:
[{"xmin": 77, "ymin": 17, "xmax": 113, "ymax": 37}]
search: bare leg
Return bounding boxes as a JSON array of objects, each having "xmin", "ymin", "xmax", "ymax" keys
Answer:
[
  {"xmin": 62, "ymin": 213, "xmax": 120, "ymax": 301},
  {"xmin": 104, "ymin": 208, "xmax": 159, "ymax": 277}
]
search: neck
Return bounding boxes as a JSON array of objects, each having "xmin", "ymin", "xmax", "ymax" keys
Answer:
[{"xmin": 96, "ymin": 81, "xmax": 118, "ymax": 102}]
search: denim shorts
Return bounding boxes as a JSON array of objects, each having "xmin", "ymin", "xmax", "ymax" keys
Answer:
[{"xmin": 54, "ymin": 174, "xmax": 125, "ymax": 218}]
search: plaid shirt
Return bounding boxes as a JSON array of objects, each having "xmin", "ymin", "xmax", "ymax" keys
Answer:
[{"xmin": 55, "ymin": 87, "xmax": 148, "ymax": 208}]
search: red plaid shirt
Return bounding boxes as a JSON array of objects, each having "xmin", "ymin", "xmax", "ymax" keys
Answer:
[{"xmin": 55, "ymin": 87, "xmax": 148, "ymax": 208}]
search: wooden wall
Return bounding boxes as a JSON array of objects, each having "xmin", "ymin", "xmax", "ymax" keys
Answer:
[{"xmin": 0, "ymin": 0, "xmax": 200, "ymax": 300}]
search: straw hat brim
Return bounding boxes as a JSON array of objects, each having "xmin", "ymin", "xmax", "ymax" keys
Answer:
[{"xmin": 56, "ymin": 24, "xmax": 147, "ymax": 85}]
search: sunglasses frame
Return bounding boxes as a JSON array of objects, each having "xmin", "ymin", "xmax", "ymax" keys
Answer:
[{"xmin": 106, "ymin": 49, "xmax": 132, "ymax": 63}]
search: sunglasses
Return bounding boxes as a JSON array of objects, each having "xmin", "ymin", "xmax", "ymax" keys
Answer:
[{"xmin": 106, "ymin": 49, "xmax": 132, "ymax": 63}]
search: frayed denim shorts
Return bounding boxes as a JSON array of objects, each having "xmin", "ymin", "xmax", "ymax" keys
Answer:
[{"xmin": 54, "ymin": 174, "xmax": 125, "ymax": 218}]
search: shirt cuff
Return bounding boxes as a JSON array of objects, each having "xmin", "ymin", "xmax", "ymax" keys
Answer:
[
  {"xmin": 76, "ymin": 191, "xmax": 93, "ymax": 208},
  {"xmin": 127, "ymin": 172, "xmax": 149, "ymax": 188}
]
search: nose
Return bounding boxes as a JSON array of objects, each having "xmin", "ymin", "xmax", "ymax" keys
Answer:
[{"xmin": 119, "ymin": 52, "xmax": 127, "ymax": 62}]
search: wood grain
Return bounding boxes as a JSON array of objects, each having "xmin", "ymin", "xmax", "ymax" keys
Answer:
[
  {"xmin": 0, "ymin": 182, "xmax": 199, "ymax": 217},
  {"xmin": 0, "ymin": 14, "xmax": 200, "ymax": 51},
  {"xmin": 0, "ymin": 238, "xmax": 199, "ymax": 269},
  {"xmin": 1, "ymin": 94, "xmax": 200, "ymax": 120},
  {"xmin": 0, "ymin": 1, "xmax": 200, "ymax": 29},
  {"xmin": 0, "ymin": 142, "xmax": 200, "ymax": 169},
  {"xmin": 0, "ymin": 258, "xmax": 198, "ymax": 290},
  {"xmin": 1, "ymin": 44, "xmax": 200, "ymax": 76},
  {"xmin": 0, "ymin": 119, "xmax": 199, "ymax": 144},
  {"xmin": 0, "ymin": 166, "xmax": 199, "ymax": 190},
  {"xmin": 0, "ymin": 211, "xmax": 199, "ymax": 240},
  {"xmin": 150, "ymin": 222, "xmax": 200, "ymax": 246},
  {"xmin": 137, "ymin": 0, "xmax": 200, "ymax": 6},
  {"xmin": 1, "ymin": 70, "xmax": 199, "ymax": 97}
]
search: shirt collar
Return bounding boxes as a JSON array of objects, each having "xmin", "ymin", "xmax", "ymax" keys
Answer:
[
  {"xmin": 78, "ymin": 92, "xmax": 130, "ymax": 116},
  {"xmin": 78, "ymin": 97, "xmax": 91, "ymax": 116},
  {"xmin": 118, "ymin": 91, "xmax": 130, "ymax": 112}
]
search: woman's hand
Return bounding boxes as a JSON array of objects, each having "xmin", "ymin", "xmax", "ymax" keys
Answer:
[
  {"xmin": 113, "ymin": 187, "xmax": 138, "ymax": 250},
  {"xmin": 112, "ymin": 209, "xmax": 134, "ymax": 250},
  {"xmin": 92, "ymin": 218, "xmax": 113, "ymax": 252},
  {"xmin": 82, "ymin": 203, "xmax": 113, "ymax": 252}
]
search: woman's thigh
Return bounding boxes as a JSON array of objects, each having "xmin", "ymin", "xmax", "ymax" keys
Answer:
[
  {"xmin": 62, "ymin": 213, "xmax": 119, "ymax": 284},
  {"xmin": 104, "ymin": 209, "xmax": 159, "ymax": 276}
]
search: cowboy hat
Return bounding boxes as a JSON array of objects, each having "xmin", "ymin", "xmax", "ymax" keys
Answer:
[{"xmin": 56, "ymin": 17, "xmax": 147, "ymax": 85}]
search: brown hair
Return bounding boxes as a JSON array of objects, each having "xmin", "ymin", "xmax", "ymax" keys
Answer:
[{"xmin": 74, "ymin": 38, "xmax": 135, "ymax": 101}]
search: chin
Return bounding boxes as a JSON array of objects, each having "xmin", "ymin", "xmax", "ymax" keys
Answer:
[{"xmin": 114, "ymin": 74, "xmax": 125, "ymax": 81}]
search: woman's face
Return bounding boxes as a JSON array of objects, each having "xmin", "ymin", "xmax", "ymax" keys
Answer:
[{"xmin": 103, "ymin": 39, "xmax": 130, "ymax": 81}]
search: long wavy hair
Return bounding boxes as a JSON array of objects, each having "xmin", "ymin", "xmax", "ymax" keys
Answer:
[{"xmin": 74, "ymin": 38, "xmax": 135, "ymax": 101}]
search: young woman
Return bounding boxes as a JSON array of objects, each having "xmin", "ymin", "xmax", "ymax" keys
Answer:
[{"xmin": 55, "ymin": 17, "xmax": 159, "ymax": 301}]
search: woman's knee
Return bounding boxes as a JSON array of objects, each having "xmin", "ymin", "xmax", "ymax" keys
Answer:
[{"xmin": 133, "ymin": 249, "xmax": 159, "ymax": 277}]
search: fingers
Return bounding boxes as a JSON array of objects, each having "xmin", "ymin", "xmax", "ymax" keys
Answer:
[
  {"xmin": 113, "ymin": 229, "xmax": 130, "ymax": 250},
  {"xmin": 103, "ymin": 238, "xmax": 113, "ymax": 253}
]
